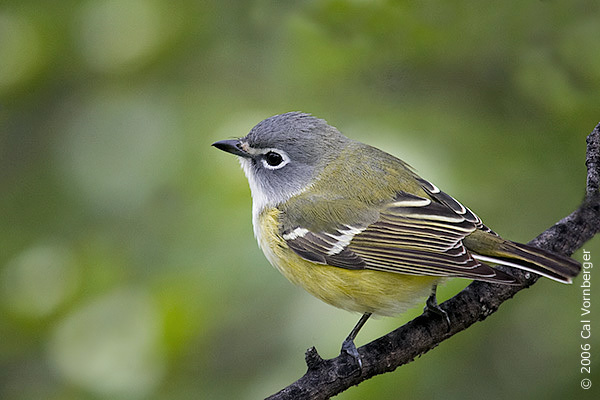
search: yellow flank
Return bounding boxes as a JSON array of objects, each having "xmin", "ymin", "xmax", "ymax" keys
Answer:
[{"xmin": 257, "ymin": 207, "xmax": 440, "ymax": 317}]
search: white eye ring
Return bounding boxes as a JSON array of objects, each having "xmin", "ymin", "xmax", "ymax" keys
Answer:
[{"xmin": 260, "ymin": 149, "xmax": 290, "ymax": 170}]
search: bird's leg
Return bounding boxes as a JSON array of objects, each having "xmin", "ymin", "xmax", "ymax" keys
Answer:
[
  {"xmin": 341, "ymin": 312, "xmax": 372, "ymax": 369},
  {"xmin": 424, "ymin": 284, "xmax": 451, "ymax": 332}
]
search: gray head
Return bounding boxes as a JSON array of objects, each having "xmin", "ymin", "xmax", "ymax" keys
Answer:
[{"xmin": 213, "ymin": 112, "xmax": 351, "ymax": 212}]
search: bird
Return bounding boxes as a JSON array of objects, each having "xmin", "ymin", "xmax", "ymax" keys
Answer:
[{"xmin": 212, "ymin": 111, "xmax": 581, "ymax": 366}]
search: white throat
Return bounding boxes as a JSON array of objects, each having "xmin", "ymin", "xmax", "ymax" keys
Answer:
[
  {"xmin": 239, "ymin": 157, "xmax": 271, "ymax": 216},
  {"xmin": 238, "ymin": 157, "xmax": 310, "ymax": 239}
]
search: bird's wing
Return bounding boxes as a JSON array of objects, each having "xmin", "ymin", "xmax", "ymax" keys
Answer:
[
  {"xmin": 283, "ymin": 180, "xmax": 515, "ymax": 283},
  {"xmin": 415, "ymin": 177, "xmax": 495, "ymax": 234}
]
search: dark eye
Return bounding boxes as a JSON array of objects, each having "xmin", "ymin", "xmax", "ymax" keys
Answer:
[{"xmin": 264, "ymin": 151, "xmax": 283, "ymax": 167}]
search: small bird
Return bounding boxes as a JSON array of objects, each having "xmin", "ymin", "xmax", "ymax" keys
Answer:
[{"xmin": 212, "ymin": 112, "xmax": 581, "ymax": 364}]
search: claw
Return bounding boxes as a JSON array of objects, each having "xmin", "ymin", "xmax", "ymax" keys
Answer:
[
  {"xmin": 339, "ymin": 312, "xmax": 372, "ymax": 372},
  {"xmin": 424, "ymin": 285, "xmax": 451, "ymax": 332},
  {"xmin": 341, "ymin": 337, "xmax": 362, "ymax": 369}
]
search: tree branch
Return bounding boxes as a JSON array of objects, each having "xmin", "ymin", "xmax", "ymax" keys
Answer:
[{"xmin": 267, "ymin": 123, "xmax": 600, "ymax": 400}]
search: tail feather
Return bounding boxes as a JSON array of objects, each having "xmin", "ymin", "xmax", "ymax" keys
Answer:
[
  {"xmin": 472, "ymin": 241, "xmax": 581, "ymax": 284},
  {"xmin": 464, "ymin": 230, "xmax": 581, "ymax": 284}
]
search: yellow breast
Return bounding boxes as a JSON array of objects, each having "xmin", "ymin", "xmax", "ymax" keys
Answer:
[{"xmin": 256, "ymin": 208, "xmax": 440, "ymax": 317}]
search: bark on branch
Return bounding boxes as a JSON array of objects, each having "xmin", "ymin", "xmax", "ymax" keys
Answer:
[{"xmin": 267, "ymin": 123, "xmax": 600, "ymax": 400}]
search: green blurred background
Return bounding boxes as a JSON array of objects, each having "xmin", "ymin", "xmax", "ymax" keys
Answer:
[{"xmin": 1, "ymin": 0, "xmax": 599, "ymax": 399}]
